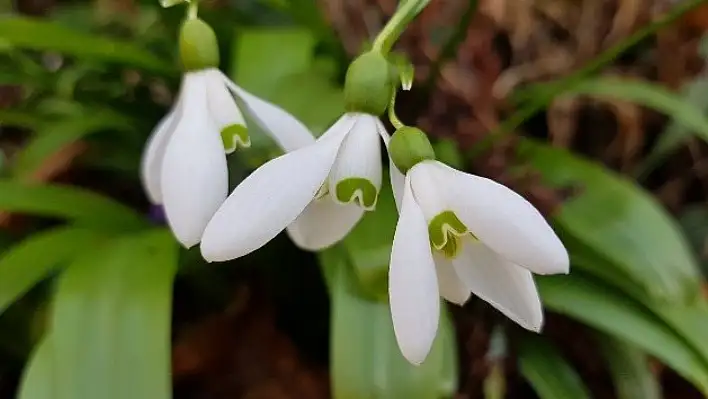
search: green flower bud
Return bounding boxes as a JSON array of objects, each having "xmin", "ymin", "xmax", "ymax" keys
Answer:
[
  {"xmin": 389, "ymin": 126, "xmax": 436, "ymax": 174},
  {"xmin": 344, "ymin": 51, "xmax": 394, "ymax": 116},
  {"xmin": 179, "ymin": 18, "xmax": 219, "ymax": 72}
]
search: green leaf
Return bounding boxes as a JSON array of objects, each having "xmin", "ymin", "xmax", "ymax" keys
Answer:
[
  {"xmin": 519, "ymin": 141, "xmax": 702, "ymax": 303},
  {"xmin": 0, "ymin": 109, "xmax": 43, "ymax": 129},
  {"xmin": 13, "ymin": 111, "xmax": 134, "ymax": 178},
  {"xmin": 269, "ymin": 68, "xmax": 344, "ymax": 134},
  {"xmin": 677, "ymin": 205, "xmax": 708, "ymax": 275},
  {"xmin": 518, "ymin": 335, "xmax": 591, "ymax": 399},
  {"xmin": 18, "ymin": 336, "xmax": 55, "ymax": 399},
  {"xmin": 0, "ymin": 16, "xmax": 173, "ymax": 73},
  {"xmin": 558, "ymin": 232, "xmax": 708, "ymax": 388},
  {"xmin": 538, "ymin": 275, "xmax": 708, "ymax": 393},
  {"xmin": 0, "ymin": 226, "xmax": 109, "ymax": 315},
  {"xmin": 232, "ymin": 28, "xmax": 316, "ymax": 97},
  {"xmin": 404, "ymin": 0, "xmax": 432, "ymax": 14},
  {"xmin": 272, "ymin": 0, "xmax": 341, "ymax": 54},
  {"xmin": 562, "ymin": 77, "xmax": 708, "ymax": 176},
  {"xmin": 565, "ymin": 79, "xmax": 708, "ymax": 143},
  {"xmin": 599, "ymin": 336, "xmax": 662, "ymax": 399},
  {"xmin": 640, "ymin": 78, "xmax": 708, "ymax": 175},
  {"xmin": 323, "ymin": 250, "xmax": 456, "ymax": 399},
  {"xmin": 337, "ymin": 181, "xmax": 398, "ymax": 301},
  {"xmin": 653, "ymin": 303, "xmax": 708, "ymax": 372},
  {"xmin": 52, "ymin": 229, "xmax": 178, "ymax": 399},
  {"xmin": 231, "ymin": 27, "xmax": 343, "ymax": 137},
  {"xmin": 0, "ymin": 180, "xmax": 146, "ymax": 231}
]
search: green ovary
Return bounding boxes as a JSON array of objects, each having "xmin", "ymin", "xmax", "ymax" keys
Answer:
[
  {"xmin": 428, "ymin": 210, "xmax": 469, "ymax": 259},
  {"xmin": 335, "ymin": 178, "xmax": 378, "ymax": 209},
  {"xmin": 221, "ymin": 124, "xmax": 250, "ymax": 153}
]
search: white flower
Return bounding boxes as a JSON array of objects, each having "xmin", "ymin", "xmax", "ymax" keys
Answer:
[
  {"xmin": 200, "ymin": 112, "xmax": 404, "ymax": 261},
  {"xmin": 388, "ymin": 160, "xmax": 569, "ymax": 365},
  {"xmin": 140, "ymin": 68, "xmax": 313, "ymax": 248}
]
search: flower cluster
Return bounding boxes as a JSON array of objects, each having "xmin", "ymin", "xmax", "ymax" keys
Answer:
[{"xmin": 142, "ymin": 6, "xmax": 569, "ymax": 367}]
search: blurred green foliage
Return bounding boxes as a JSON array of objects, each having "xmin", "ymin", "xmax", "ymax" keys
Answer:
[{"xmin": 1, "ymin": 1, "xmax": 708, "ymax": 399}]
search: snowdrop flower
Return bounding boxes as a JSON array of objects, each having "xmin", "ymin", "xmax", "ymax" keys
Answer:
[
  {"xmin": 200, "ymin": 51, "xmax": 403, "ymax": 260},
  {"xmin": 140, "ymin": 17, "xmax": 313, "ymax": 248},
  {"xmin": 386, "ymin": 127, "xmax": 569, "ymax": 365}
]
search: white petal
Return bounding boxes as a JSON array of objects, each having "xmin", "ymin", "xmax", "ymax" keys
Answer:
[
  {"xmin": 204, "ymin": 69, "xmax": 248, "ymax": 152},
  {"xmin": 204, "ymin": 69, "xmax": 247, "ymax": 128},
  {"xmin": 452, "ymin": 238, "xmax": 543, "ymax": 331},
  {"xmin": 219, "ymin": 70, "xmax": 315, "ymax": 152},
  {"xmin": 328, "ymin": 113, "xmax": 382, "ymax": 210},
  {"xmin": 286, "ymin": 196, "xmax": 365, "ymax": 251},
  {"xmin": 141, "ymin": 110, "xmax": 176, "ymax": 204},
  {"xmin": 161, "ymin": 72, "xmax": 228, "ymax": 248},
  {"xmin": 377, "ymin": 120, "xmax": 405, "ymax": 212},
  {"xmin": 408, "ymin": 161, "xmax": 448, "ymax": 222},
  {"xmin": 140, "ymin": 82, "xmax": 185, "ymax": 204},
  {"xmin": 433, "ymin": 253, "xmax": 470, "ymax": 305},
  {"xmin": 200, "ymin": 119, "xmax": 352, "ymax": 262},
  {"xmin": 389, "ymin": 175, "xmax": 440, "ymax": 365},
  {"xmin": 428, "ymin": 161, "xmax": 569, "ymax": 275}
]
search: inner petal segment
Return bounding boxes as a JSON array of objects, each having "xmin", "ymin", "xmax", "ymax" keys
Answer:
[
  {"xmin": 428, "ymin": 210, "xmax": 472, "ymax": 259},
  {"xmin": 334, "ymin": 177, "xmax": 378, "ymax": 210},
  {"xmin": 221, "ymin": 123, "xmax": 251, "ymax": 153}
]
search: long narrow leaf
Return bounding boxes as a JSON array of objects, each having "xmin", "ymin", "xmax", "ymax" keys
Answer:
[
  {"xmin": 640, "ymin": 78, "xmax": 708, "ymax": 175},
  {"xmin": 518, "ymin": 335, "xmax": 591, "ymax": 399},
  {"xmin": 0, "ymin": 16, "xmax": 173, "ymax": 73},
  {"xmin": 538, "ymin": 275, "xmax": 708, "ymax": 394},
  {"xmin": 13, "ymin": 111, "xmax": 134, "ymax": 178},
  {"xmin": 520, "ymin": 141, "xmax": 702, "ymax": 304},
  {"xmin": 0, "ymin": 226, "xmax": 109, "ymax": 315},
  {"xmin": 325, "ymin": 251, "xmax": 456, "ymax": 399},
  {"xmin": 0, "ymin": 180, "xmax": 146, "ymax": 231},
  {"xmin": 52, "ymin": 229, "xmax": 177, "ymax": 399},
  {"xmin": 599, "ymin": 336, "xmax": 662, "ymax": 399},
  {"xmin": 653, "ymin": 303, "xmax": 708, "ymax": 372},
  {"xmin": 18, "ymin": 336, "xmax": 55, "ymax": 399},
  {"xmin": 564, "ymin": 78, "xmax": 708, "ymax": 147}
]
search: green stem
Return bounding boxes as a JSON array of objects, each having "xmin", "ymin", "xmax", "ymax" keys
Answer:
[
  {"xmin": 187, "ymin": 0, "xmax": 198, "ymax": 19},
  {"xmin": 372, "ymin": 0, "xmax": 428, "ymax": 54},
  {"xmin": 489, "ymin": 0, "xmax": 706, "ymax": 142},
  {"xmin": 388, "ymin": 89, "xmax": 405, "ymax": 129}
]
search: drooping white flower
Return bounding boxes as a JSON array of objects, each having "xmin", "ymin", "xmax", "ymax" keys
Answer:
[
  {"xmin": 200, "ymin": 112, "xmax": 403, "ymax": 261},
  {"xmin": 140, "ymin": 68, "xmax": 313, "ymax": 248},
  {"xmin": 388, "ymin": 160, "xmax": 569, "ymax": 365}
]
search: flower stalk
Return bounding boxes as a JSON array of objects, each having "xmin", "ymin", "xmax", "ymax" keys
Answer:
[{"xmin": 371, "ymin": 0, "xmax": 430, "ymax": 55}]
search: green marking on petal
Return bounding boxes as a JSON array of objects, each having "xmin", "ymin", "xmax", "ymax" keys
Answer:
[
  {"xmin": 440, "ymin": 235, "xmax": 462, "ymax": 258},
  {"xmin": 428, "ymin": 210, "xmax": 468, "ymax": 258},
  {"xmin": 221, "ymin": 124, "xmax": 250, "ymax": 154},
  {"xmin": 334, "ymin": 177, "xmax": 378, "ymax": 210}
]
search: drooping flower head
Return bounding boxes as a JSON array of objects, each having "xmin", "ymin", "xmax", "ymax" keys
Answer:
[
  {"xmin": 200, "ymin": 50, "xmax": 403, "ymax": 260},
  {"xmin": 140, "ymin": 16, "xmax": 313, "ymax": 248},
  {"xmin": 386, "ymin": 127, "xmax": 569, "ymax": 365}
]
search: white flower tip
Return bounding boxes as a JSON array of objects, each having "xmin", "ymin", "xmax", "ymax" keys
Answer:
[
  {"xmin": 527, "ymin": 315, "xmax": 544, "ymax": 333},
  {"xmin": 514, "ymin": 305, "xmax": 543, "ymax": 333},
  {"xmin": 536, "ymin": 242, "xmax": 570, "ymax": 275},
  {"xmin": 199, "ymin": 239, "xmax": 226, "ymax": 263},
  {"xmin": 399, "ymin": 339, "xmax": 433, "ymax": 366}
]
